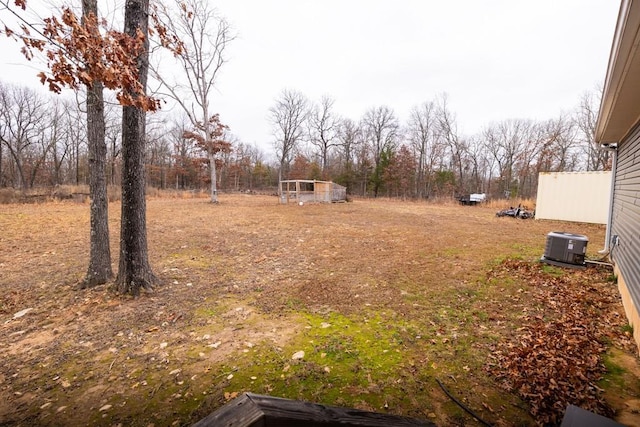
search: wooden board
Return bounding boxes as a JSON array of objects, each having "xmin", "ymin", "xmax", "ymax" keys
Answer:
[{"xmin": 192, "ymin": 393, "xmax": 434, "ymax": 427}]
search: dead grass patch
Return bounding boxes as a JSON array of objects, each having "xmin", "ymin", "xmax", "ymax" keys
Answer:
[{"xmin": 0, "ymin": 195, "xmax": 636, "ymax": 426}]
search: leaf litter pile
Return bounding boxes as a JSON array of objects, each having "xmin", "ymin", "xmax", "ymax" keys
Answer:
[{"xmin": 485, "ymin": 259, "xmax": 634, "ymax": 425}]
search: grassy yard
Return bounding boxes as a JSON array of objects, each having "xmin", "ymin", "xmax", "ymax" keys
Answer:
[{"xmin": 0, "ymin": 194, "xmax": 638, "ymax": 426}]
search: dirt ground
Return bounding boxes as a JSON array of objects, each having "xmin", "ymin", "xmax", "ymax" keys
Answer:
[{"xmin": 0, "ymin": 194, "xmax": 638, "ymax": 426}]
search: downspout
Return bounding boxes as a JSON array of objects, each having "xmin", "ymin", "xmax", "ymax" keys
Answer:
[{"xmin": 599, "ymin": 143, "xmax": 618, "ymax": 254}]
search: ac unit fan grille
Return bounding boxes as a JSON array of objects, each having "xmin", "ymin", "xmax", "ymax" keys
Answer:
[{"xmin": 542, "ymin": 231, "xmax": 588, "ymax": 268}]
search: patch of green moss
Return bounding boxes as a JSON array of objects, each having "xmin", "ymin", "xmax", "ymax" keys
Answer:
[
  {"xmin": 218, "ymin": 311, "xmax": 416, "ymax": 411},
  {"xmin": 540, "ymin": 264, "xmax": 564, "ymax": 277},
  {"xmin": 602, "ymin": 354, "xmax": 626, "ymax": 384},
  {"xmin": 194, "ymin": 303, "xmax": 227, "ymax": 318}
]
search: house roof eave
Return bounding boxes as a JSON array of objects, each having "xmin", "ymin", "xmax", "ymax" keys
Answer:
[{"xmin": 596, "ymin": 0, "xmax": 640, "ymax": 144}]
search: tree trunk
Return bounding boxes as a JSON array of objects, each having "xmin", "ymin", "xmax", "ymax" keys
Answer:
[
  {"xmin": 116, "ymin": 0, "xmax": 155, "ymax": 295},
  {"xmin": 14, "ymin": 153, "xmax": 26, "ymax": 191},
  {"xmin": 0, "ymin": 142, "xmax": 3, "ymax": 187},
  {"xmin": 110, "ymin": 135, "xmax": 118, "ymax": 186},
  {"xmin": 81, "ymin": 0, "xmax": 113, "ymax": 288},
  {"xmin": 202, "ymin": 102, "xmax": 219, "ymax": 203},
  {"xmin": 209, "ymin": 150, "xmax": 218, "ymax": 203},
  {"xmin": 75, "ymin": 139, "xmax": 80, "ymax": 185},
  {"xmin": 9, "ymin": 149, "xmax": 27, "ymax": 191},
  {"xmin": 83, "ymin": 79, "xmax": 113, "ymax": 287}
]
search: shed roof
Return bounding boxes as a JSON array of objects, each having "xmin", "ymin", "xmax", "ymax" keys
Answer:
[{"xmin": 596, "ymin": 0, "xmax": 640, "ymax": 144}]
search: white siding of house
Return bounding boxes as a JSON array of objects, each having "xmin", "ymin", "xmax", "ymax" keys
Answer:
[{"xmin": 535, "ymin": 171, "xmax": 612, "ymax": 224}]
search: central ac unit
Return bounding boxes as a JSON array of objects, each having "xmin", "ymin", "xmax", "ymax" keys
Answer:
[{"xmin": 541, "ymin": 231, "xmax": 588, "ymax": 269}]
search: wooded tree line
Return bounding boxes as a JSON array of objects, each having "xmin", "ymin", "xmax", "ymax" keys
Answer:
[
  {"xmin": 0, "ymin": 82, "xmax": 604, "ymax": 200},
  {"xmin": 0, "ymin": 82, "xmax": 277, "ymax": 192},
  {"xmin": 270, "ymin": 90, "xmax": 608, "ymax": 200}
]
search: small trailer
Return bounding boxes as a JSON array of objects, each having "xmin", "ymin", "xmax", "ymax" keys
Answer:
[{"xmin": 458, "ymin": 193, "xmax": 486, "ymax": 205}]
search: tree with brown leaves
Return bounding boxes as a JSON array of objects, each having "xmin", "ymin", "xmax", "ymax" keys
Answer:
[
  {"xmin": 1, "ymin": 0, "xmax": 159, "ymax": 111},
  {"xmin": 182, "ymin": 113, "xmax": 231, "ymax": 195},
  {"xmin": 2, "ymin": 0, "xmax": 163, "ymax": 294}
]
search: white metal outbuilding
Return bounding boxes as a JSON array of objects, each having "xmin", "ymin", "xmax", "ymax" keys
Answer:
[{"xmin": 535, "ymin": 171, "xmax": 611, "ymax": 224}]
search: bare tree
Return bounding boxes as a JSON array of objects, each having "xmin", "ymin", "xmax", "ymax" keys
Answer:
[
  {"xmin": 308, "ymin": 96, "xmax": 341, "ymax": 178},
  {"xmin": 408, "ymin": 101, "xmax": 443, "ymax": 198},
  {"xmin": 28, "ymin": 101, "xmax": 60, "ymax": 188},
  {"xmin": 339, "ymin": 119, "xmax": 360, "ymax": 169},
  {"xmin": 269, "ymin": 89, "xmax": 309, "ymax": 187},
  {"xmin": 146, "ymin": 117, "xmax": 173, "ymax": 189},
  {"xmin": 515, "ymin": 122, "xmax": 546, "ymax": 198},
  {"xmin": 435, "ymin": 94, "xmax": 466, "ymax": 194},
  {"xmin": 0, "ymin": 84, "xmax": 46, "ymax": 190},
  {"xmin": 0, "ymin": 89, "xmax": 73, "ymax": 190},
  {"xmin": 62, "ymin": 98, "xmax": 88, "ymax": 186},
  {"xmin": 540, "ymin": 114, "xmax": 579, "ymax": 172},
  {"xmin": 576, "ymin": 89, "xmax": 608, "ymax": 171},
  {"xmin": 465, "ymin": 135, "xmax": 490, "ymax": 194},
  {"xmin": 116, "ymin": 0, "xmax": 155, "ymax": 295},
  {"xmin": 483, "ymin": 119, "xmax": 530, "ymax": 198},
  {"xmin": 104, "ymin": 98, "xmax": 122, "ymax": 186},
  {"xmin": 150, "ymin": 0, "xmax": 234, "ymax": 203},
  {"xmin": 336, "ymin": 118, "xmax": 361, "ymax": 192},
  {"xmin": 48, "ymin": 99, "xmax": 74, "ymax": 186},
  {"xmin": 354, "ymin": 131, "xmax": 372, "ymax": 196},
  {"xmin": 168, "ymin": 115, "xmax": 199, "ymax": 189},
  {"xmin": 361, "ymin": 105, "xmax": 399, "ymax": 197}
]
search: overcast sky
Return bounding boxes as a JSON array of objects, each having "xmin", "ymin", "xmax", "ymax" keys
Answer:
[{"xmin": 1, "ymin": 1, "xmax": 621, "ymax": 158}]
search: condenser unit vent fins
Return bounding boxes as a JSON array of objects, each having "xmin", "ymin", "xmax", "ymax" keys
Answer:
[{"xmin": 541, "ymin": 231, "xmax": 588, "ymax": 269}]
